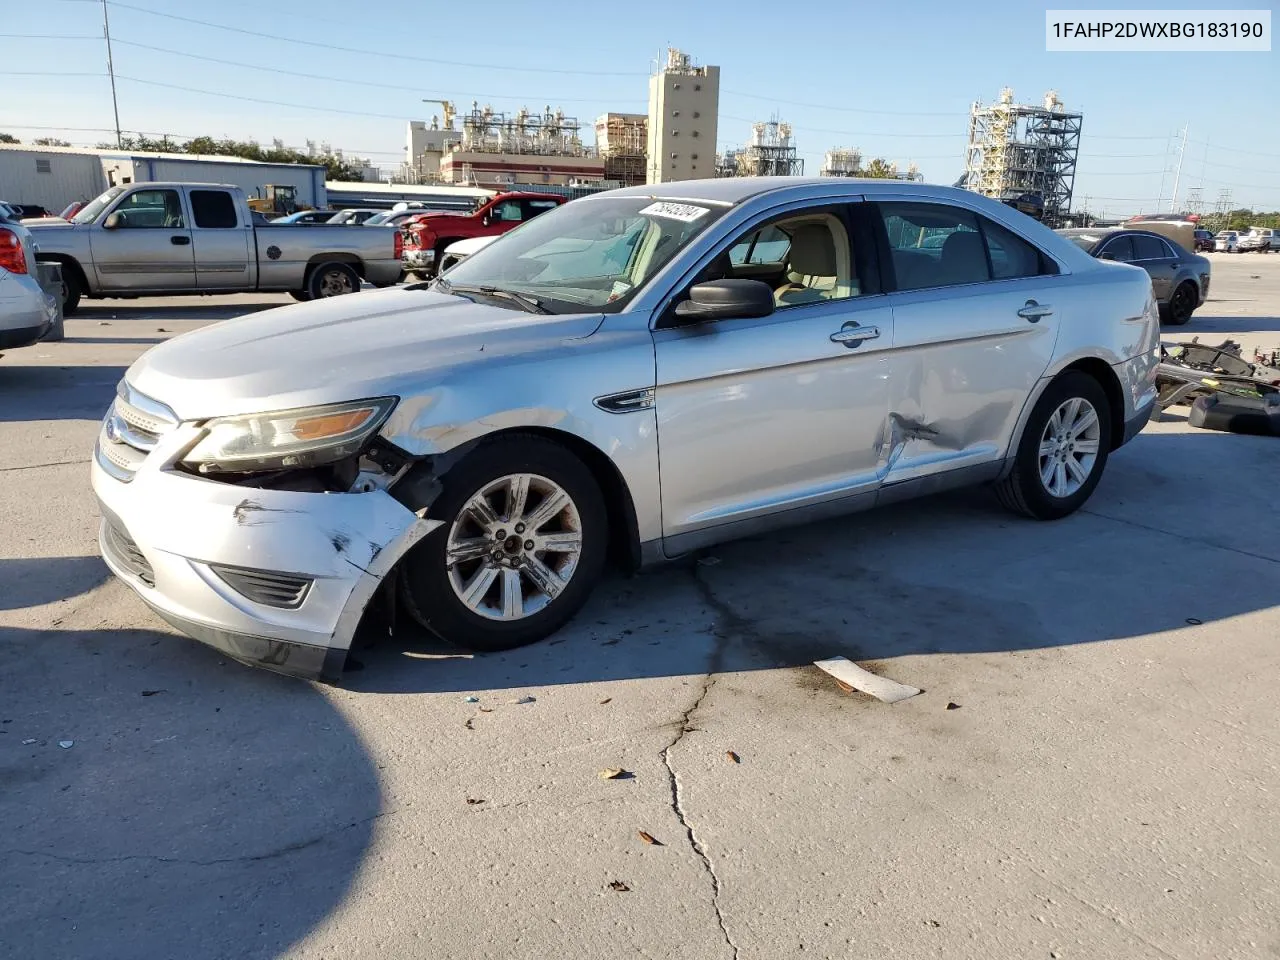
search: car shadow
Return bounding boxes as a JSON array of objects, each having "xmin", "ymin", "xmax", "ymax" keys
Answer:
[
  {"xmin": 0, "ymin": 557, "xmax": 109, "ymax": 611},
  {"xmin": 0, "ymin": 623, "xmax": 381, "ymax": 960},
  {"xmin": 344, "ymin": 429, "xmax": 1280, "ymax": 696},
  {"xmin": 1181, "ymin": 314, "xmax": 1280, "ymax": 335},
  {"xmin": 72, "ymin": 300, "xmax": 287, "ymax": 322},
  {"xmin": 0, "ymin": 364, "xmax": 127, "ymax": 423}
]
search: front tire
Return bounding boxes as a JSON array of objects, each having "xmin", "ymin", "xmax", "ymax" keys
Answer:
[
  {"xmin": 399, "ymin": 435, "xmax": 608, "ymax": 652},
  {"xmin": 59, "ymin": 268, "xmax": 82, "ymax": 316},
  {"xmin": 1166, "ymin": 281, "xmax": 1197, "ymax": 326},
  {"xmin": 995, "ymin": 371, "xmax": 1113, "ymax": 521}
]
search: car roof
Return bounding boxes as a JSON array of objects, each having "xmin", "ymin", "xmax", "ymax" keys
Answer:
[{"xmin": 600, "ymin": 176, "xmax": 985, "ymax": 206}]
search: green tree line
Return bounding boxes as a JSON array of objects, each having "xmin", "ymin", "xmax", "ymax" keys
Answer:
[{"xmin": 0, "ymin": 131, "xmax": 366, "ymax": 181}]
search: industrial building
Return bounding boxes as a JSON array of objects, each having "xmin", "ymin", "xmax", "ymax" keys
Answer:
[
  {"xmin": 963, "ymin": 88, "xmax": 1082, "ymax": 227},
  {"xmin": 402, "ymin": 109, "xmax": 463, "ymax": 184},
  {"xmin": 435, "ymin": 103, "xmax": 606, "ymax": 188},
  {"xmin": 595, "ymin": 113, "xmax": 648, "ymax": 187},
  {"xmin": 646, "ymin": 48, "xmax": 719, "ymax": 184},
  {"xmin": 717, "ymin": 119, "xmax": 804, "ymax": 178},
  {"xmin": 0, "ymin": 143, "xmax": 327, "ymax": 212},
  {"xmin": 819, "ymin": 148, "xmax": 922, "ymax": 181}
]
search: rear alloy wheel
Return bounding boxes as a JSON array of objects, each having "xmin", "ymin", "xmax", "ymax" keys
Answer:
[
  {"xmin": 399, "ymin": 437, "xmax": 607, "ymax": 652},
  {"xmin": 307, "ymin": 262, "xmax": 361, "ymax": 299},
  {"xmin": 1166, "ymin": 282, "xmax": 1197, "ymax": 326},
  {"xmin": 995, "ymin": 371, "xmax": 1112, "ymax": 520}
]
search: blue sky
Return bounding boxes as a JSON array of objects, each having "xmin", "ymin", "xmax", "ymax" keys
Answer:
[{"xmin": 3, "ymin": 0, "xmax": 1277, "ymax": 216}]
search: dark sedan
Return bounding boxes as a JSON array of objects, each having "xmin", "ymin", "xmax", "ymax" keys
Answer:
[{"xmin": 1056, "ymin": 228, "xmax": 1210, "ymax": 325}]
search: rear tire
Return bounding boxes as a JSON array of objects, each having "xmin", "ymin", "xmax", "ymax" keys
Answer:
[
  {"xmin": 289, "ymin": 290, "xmax": 312, "ymax": 302},
  {"xmin": 995, "ymin": 371, "xmax": 1113, "ymax": 521},
  {"xmin": 306, "ymin": 262, "xmax": 361, "ymax": 299},
  {"xmin": 1166, "ymin": 281, "xmax": 1197, "ymax": 325},
  {"xmin": 59, "ymin": 268, "xmax": 82, "ymax": 316},
  {"xmin": 398, "ymin": 435, "xmax": 608, "ymax": 652}
]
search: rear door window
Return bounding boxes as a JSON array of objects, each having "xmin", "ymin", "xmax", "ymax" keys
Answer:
[
  {"xmin": 190, "ymin": 190, "xmax": 239, "ymax": 229},
  {"xmin": 878, "ymin": 202, "xmax": 988, "ymax": 290},
  {"xmin": 522, "ymin": 199, "xmax": 561, "ymax": 220},
  {"xmin": 979, "ymin": 217, "xmax": 1054, "ymax": 279},
  {"xmin": 1132, "ymin": 235, "xmax": 1170, "ymax": 261},
  {"xmin": 1099, "ymin": 235, "xmax": 1136, "ymax": 262}
]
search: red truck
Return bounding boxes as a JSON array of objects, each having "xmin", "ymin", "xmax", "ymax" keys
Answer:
[{"xmin": 401, "ymin": 191, "xmax": 566, "ymax": 279}]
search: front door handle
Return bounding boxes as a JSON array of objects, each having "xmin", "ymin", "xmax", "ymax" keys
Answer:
[
  {"xmin": 830, "ymin": 324, "xmax": 881, "ymax": 347},
  {"xmin": 170, "ymin": 235, "xmax": 190, "ymax": 246},
  {"xmin": 1017, "ymin": 300, "xmax": 1053, "ymax": 322}
]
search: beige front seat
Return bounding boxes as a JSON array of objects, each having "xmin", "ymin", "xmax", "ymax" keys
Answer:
[{"xmin": 774, "ymin": 224, "xmax": 838, "ymax": 306}]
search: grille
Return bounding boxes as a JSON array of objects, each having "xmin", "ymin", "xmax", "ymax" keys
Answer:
[
  {"xmin": 95, "ymin": 381, "xmax": 178, "ymax": 482},
  {"xmin": 209, "ymin": 565, "xmax": 313, "ymax": 609},
  {"xmin": 102, "ymin": 520, "xmax": 155, "ymax": 586}
]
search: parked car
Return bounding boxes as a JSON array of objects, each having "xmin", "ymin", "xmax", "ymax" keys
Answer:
[
  {"xmin": 1239, "ymin": 227, "xmax": 1278, "ymax": 252},
  {"xmin": 401, "ymin": 191, "xmax": 566, "ymax": 279},
  {"xmin": 364, "ymin": 207, "xmax": 468, "ymax": 229},
  {"xmin": 1, "ymin": 214, "xmax": 59, "ymax": 350},
  {"xmin": 26, "ymin": 183, "xmax": 401, "ymax": 314},
  {"xmin": 6, "ymin": 203, "xmax": 52, "ymax": 220},
  {"xmin": 437, "ymin": 235, "xmax": 498, "ymax": 274},
  {"xmin": 270, "ymin": 210, "xmax": 337, "ymax": 225},
  {"xmin": 1214, "ymin": 230, "xmax": 1240, "ymax": 253},
  {"xmin": 1056, "ymin": 227, "xmax": 1209, "ymax": 324},
  {"xmin": 1193, "ymin": 228, "xmax": 1214, "ymax": 252},
  {"xmin": 327, "ymin": 208, "xmax": 380, "ymax": 225},
  {"xmin": 92, "ymin": 178, "xmax": 1160, "ymax": 681}
]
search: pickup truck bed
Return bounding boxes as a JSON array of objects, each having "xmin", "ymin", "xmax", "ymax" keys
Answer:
[{"xmin": 27, "ymin": 182, "xmax": 402, "ymax": 314}]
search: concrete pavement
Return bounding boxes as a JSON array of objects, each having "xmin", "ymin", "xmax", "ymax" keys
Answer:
[{"xmin": 2, "ymin": 258, "xmax": 1279, "ymax": 959}]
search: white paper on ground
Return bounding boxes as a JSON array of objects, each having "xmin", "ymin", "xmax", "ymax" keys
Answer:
[{"xmin": 813, "ymin": 656, "xmax": 921, "ymax": 704}]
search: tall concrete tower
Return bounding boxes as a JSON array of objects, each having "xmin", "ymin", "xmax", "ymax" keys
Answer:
[{"xmin": 646, "ymin": 48, "xmax": 719, "ymax": 184}]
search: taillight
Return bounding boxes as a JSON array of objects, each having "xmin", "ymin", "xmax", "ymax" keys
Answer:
[
  {"xmin": 0, "ymin": 227, "xmax": 28, "ymax": 274},
  {"xmin": 394, "ymin": 229, "xmax": 403, "ymax": 260}
]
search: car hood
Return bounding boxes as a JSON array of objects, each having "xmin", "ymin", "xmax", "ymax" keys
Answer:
[
  {"xmin": 20, "ymin": 216, "xmax": 72, "ymax": 227},
  {"xmin": 125, "ymin": 287, "xmax": 605, "ymax": 420}
]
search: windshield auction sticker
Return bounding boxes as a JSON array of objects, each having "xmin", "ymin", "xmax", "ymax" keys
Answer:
[
  {"xmin": 640, "ymin": 202, "xmax": 710, "ymax": 223},
  {"xmin": 1046, "ymin": 9, "xmax": 1270, "ymax": 51}
]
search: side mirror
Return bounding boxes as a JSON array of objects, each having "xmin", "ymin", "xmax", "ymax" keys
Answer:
[
  {"xmin": 672, "ymin": 279, "xmax": 775, "ymax": 323},
  {"xmin": 103, "ymin": 212, "xmax": 122, "ymax": 230}
]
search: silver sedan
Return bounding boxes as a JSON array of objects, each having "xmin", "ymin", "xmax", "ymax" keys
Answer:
[{"xmin": 92, "ymin": 178, "xmax": 1160, "ymax": 680}]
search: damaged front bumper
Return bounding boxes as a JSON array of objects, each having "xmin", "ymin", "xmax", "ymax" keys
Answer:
[{"xmin": 91, "ymin": 440, "xmax": 440, "ymax": 682}]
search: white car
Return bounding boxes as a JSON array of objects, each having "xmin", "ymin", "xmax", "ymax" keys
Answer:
[
  {"xmin": 0, "ymin": 209, "xmax": 59, "ymax": 350},
  {"xmin": 1239, "ymin": 228, "xmax": 1277, "ymax": 253},
  {"xmin": 438, "ymin": 235, "xmax": 499, "ymax": 274},
  {"xmin": 1214, "ymin": 231, "xmax": 1240, "ymax": 253}
]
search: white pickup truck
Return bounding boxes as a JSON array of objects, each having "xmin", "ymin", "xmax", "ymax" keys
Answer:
[
  {"xmin": 26, "ymin": 182, "xmax": 403, "ymax": 314},
  {"xmin": 1238, "ymin": 227, "xmax": 1279, "ymax": 253}
]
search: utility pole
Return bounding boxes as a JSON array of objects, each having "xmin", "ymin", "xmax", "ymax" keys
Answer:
[
  {"xmin": 102, "ymin": 0, "xmax": 122, "ymax": 148},
  {"xmin": 1169, "ymin": 123, "xmax": 1189, "ymax": 214}
]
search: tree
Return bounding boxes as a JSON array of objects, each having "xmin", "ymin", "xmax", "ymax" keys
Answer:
[
  {"xmin": 0, "ymin": 132, "xmax": 19, "ymax": 144},
  {"xmin": 861, "ymin": 158, "xmax": 899, "ymax": 179},
  {"xmin": 32, "ymin": 137, "xmax": 71, "ymax": 147}
]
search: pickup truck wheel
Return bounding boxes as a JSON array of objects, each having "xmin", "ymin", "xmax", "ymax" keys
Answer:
[
  {"xmin": 995, "ymin": 371, "xmax": 1112, "ymax": 521},
  {"xmin": 398, "ymin": 436, "xmax": 608, "ymax": 652},
  {"xmin": 289, "ymin": 290, "xmax": 312, "ymax": 302},
  {"xmin": 307, "ymin": 262, "xmax": 360, "ymax": 299},
  {"xmin": 59, "ymin": 269, "xmax": 82, "ymax": 316}
]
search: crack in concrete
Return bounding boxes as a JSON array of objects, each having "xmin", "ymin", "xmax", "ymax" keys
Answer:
[
  {"xmin": 4, "ymin": 808, "xmax": 395, "ymax": 868},
  {"xmin": 0, "ymin": 458, "xmax": 86, "ymax": 474},
  {"xmin": 656, "ymin": 563, "xmax": 740, "ymax": 960}
]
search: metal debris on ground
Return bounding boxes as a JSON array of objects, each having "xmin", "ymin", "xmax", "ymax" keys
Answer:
[
  {"xmin": 21, "ymin": 738, "xmax": 37, "ymax": 745},
  {"xmin": 609, "ymin": 881, "xmax": 631, "ymax": 892},
  {"xmin": 637, "ymin": 830, "xmax": 662, "ymax": 846},
  {"xmin": 58, "ymin": 740, "xmax": 74, "ymax": 749},
  {"xmin": 462, "ymin": 695, "xmax": 479, "ymax": 703},
  {"xmin": 1155, "ymin": 338, "xmax": 1280, "ymax": 417},
  {"xmin": 813, "ymin": 657, "xmax": 922, "ymax": 704},
  {"xmin": 725, "ymin": 750, "xmax": 741, "ymax": 763},
  {"xmin": 466, "ymin": 798, "xmax": 485, "ymax": 805},
  {"xmin": 946, "ymin": 702, "xmax": 962, "ymax": 710},
  {"xmin": 509, "ymin": 696, "xmax": 536, "ymax": 705},
  {"xmin": 598, "ymin": 767, "xmax": 633, "ymax": 780}
]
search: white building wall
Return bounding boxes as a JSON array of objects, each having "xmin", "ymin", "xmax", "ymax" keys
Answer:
[
  {"xmin": 0, "ymin": 147, "xmax": 108, "ymax": 211},
  {"xmin": 646, "ymin": 64, "xmax": 719, "ymax": 184}
]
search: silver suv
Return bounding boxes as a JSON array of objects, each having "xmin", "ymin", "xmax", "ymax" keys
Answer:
[
  {"xmin": 0, "ymin": 207, "xmax": 58, "ymax": 350},
  {"xmin": 92, "ymin": 178, "xmax": 1160, "ymax": 681}
]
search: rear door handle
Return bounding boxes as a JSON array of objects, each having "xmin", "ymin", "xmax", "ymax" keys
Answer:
[
  {"xmin": 171, "ymin": 235, "xmax": 190, "ymax": 246},
  {"xmin": 1017, "ymin": 300, "xmax": 1053, "ymax": 322},
  {"xmin": 830, "ymin": 324, "xmax": 881, "ymax": 347}
]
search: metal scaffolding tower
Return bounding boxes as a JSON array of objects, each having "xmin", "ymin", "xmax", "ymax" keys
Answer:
[
  {"xmin": 458, "ymin": 103, "xmax": 588, "ymax": 157},
  {"xmin": 726, "ymin": 119, "xmax": 804, "ymax": 177},
  {"xmin": 963, "ymin": 88, "xmax": 1082, "ymax": 227}
]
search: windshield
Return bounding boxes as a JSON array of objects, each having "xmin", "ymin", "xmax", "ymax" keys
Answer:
[
  {"xmin": 439, "ymin": 196, "xmax": 728, "ymax": 313},
  {"xmin": 73, "ymin": 186, "xmax": 126, "ymax": 225},
  {"xmin": 1064, "ymin": 234, "xmax": 1103, "ymax": 251}
]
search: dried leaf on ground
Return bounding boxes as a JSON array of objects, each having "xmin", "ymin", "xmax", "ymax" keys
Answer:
[
  {"xmin": 599, "ymin": 697, "xmax": 612, "ymax": 705},
  {"xmin": 725, "ymin": 750, "xmax": 741, "ymax": 763},
  {"xmin": 946, "ymin": 702, "xmax": 961, "ymax": 710},
  {"xmin": 638, "ymin": 830, "xmax": 662, "ymax": 846},
  {"xmin": 598, "ymin": 767, "xmax": 632, "ymax": 780},
  {"xmin": 466, "ymin": 798, "xmax": 485, "ymax": 805},
  {"xmin": 609, "ymin": 881, "xmax": 631, "ymax": 892}
]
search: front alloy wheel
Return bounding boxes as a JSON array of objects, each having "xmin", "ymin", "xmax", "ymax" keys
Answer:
[
  {"xmin": 446, "ymin": 474, "xmax": 583, "ymax": 622},
  {"xmin": 399, "ymin": 435, "xmax": 607, "ymax": 652}
]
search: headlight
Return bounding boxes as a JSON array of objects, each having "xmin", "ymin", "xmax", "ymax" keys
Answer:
[{"xmin": 182, "ymin": 397, "xmax": 397, "ymax": 473}]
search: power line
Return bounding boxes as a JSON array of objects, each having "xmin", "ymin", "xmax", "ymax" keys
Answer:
[
  {"xmin": 106, "ymin": 1, "xmax": 647, "ymax": 77},
  {"xmin": 722, "ymin": 89, "xmax": 956, "ymax": 118},
  {"xmin": 110, "ymin": 39, "xmax": 644, "ymax": 107},
  {"xmin": 114, "ymin": 76, "xmax": 413, "ymax": 121}
]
